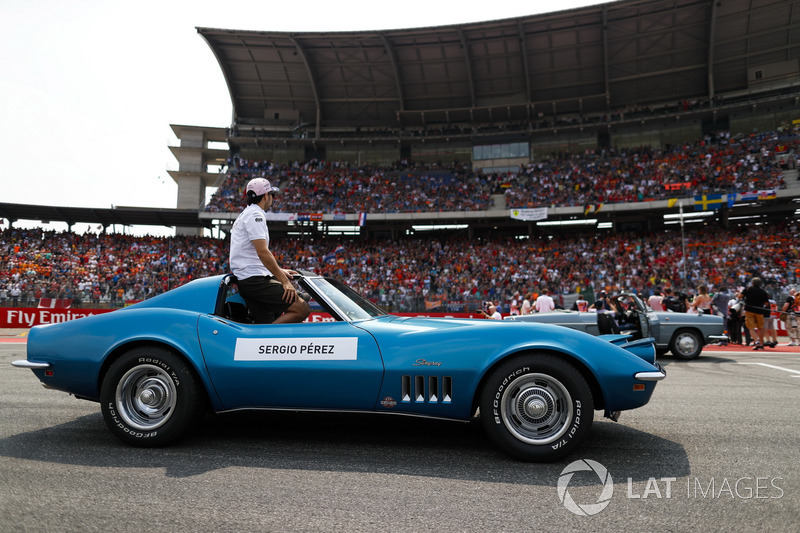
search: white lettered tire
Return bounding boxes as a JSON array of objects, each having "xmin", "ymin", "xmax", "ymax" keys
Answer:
[
  {"xmin": 100, "ymin": 347, "xmax": 204, "ymax": 447},
  {"xmin": 480, "ymin": 353, "xmax": 594, "ymax": 461}
]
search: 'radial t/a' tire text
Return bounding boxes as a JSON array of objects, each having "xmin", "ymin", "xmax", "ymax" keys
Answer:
[
  {"xmin": 479, "ymin": 353, "xmax": 594, "ymax": 461},
  {"xmin": 100, "ymin": 347, "xmax": 204, "ymax": 447}
]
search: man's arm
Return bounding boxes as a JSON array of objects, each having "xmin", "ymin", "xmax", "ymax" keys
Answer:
[{"xmin": 252, "ymin": 239, "xmax": 297, "ymax": 303}]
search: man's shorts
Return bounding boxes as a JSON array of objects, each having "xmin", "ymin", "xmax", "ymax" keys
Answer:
[
  {"xmin": 237, "ymin": 276, "xmax": 290, "ymax": 324},
  {"xmin": 745, "ymin": 311, "xmax": 764, "ymax": 330}
]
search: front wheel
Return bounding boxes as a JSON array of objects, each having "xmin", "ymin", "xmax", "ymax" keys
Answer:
[
  {"xmin": 479, "ymin": 354, "xmax": 594, "ymax": 461},
  {"xmin": 100, "ymin": 347, "xmax": 204, "ymax": 446},
  {"xmin": 669, "ymin": 329, "xmax": 703, "ymax": 360}
]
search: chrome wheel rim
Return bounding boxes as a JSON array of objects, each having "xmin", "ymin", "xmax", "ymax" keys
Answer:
[
  {"xmin": 499, "ymin": 373, "xmax": 573, "ymax": 445},
  {"xmin": 675, "ymin": 332, "xmax": 699, "ymax": 356},
  {"xmin": 115, "ymin": 364, "xmax": 177, "ymax": 431}
]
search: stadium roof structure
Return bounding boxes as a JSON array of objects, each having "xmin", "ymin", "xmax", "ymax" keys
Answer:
[
  {"xmin": 198, "ymin": 0, "xmax": 800, "ymax": 133},
  {"xmin": 7, "ymin": 0, "xmax": 799, "ymax": 234},
  {"xmin": 0, "ymin": 203, "xmax": 210, "ymax": 231}
]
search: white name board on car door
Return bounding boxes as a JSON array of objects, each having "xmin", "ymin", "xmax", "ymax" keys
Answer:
[{"xmin": 234, "ymin": 337, "xmax": 358, "ymax": 361}]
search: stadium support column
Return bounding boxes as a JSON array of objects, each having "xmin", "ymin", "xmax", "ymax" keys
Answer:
[{"xmin": 168, "ymin": 125, "xmax": 228, "ymax": 236}]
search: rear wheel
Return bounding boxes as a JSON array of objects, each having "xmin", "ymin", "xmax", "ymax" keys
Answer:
[
  {"xmin": 669, "ymin": 329, "xmax": 703, "ymax": 360},
  {"xmin": 479, "ymin": 353, "xmax": 593, "ymax": 461},
  {"xmin": 100, "ymin": 347, "xmax": 204, "ymax": 446}
]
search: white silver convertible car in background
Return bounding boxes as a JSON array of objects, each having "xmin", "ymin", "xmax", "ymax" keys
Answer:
[{"xmin": 506, "ymin": 293, "xmax": 727, "ymax": 360}]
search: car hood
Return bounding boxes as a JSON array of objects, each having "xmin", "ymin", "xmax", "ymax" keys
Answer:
[{"xmin": 355, "ymin": 315, "xmax": 658, "ymax": 366}]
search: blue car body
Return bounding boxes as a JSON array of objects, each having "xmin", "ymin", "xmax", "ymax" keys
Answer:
[{"xmin": 15, "ymin": 274, "xmax": 665, "ymax": 461}]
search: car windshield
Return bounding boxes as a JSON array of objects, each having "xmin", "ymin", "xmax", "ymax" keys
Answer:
[
  {"xmin": 627, "ymin": 294, "xmax": 648, "ymax": 312},
  {"xmin": 303, "ymin": 276, "xmax": 387, "ymax": 321}
]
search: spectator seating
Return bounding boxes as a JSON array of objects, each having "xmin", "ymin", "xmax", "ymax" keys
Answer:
[
  {"xmin": 206, "ymin": 127, "xmax": 798, "ymax": 214},
  {"xmin": 2, "ymin": 125, "xmax": 799, "ymax": 313},
  {"xmin": 1, "ymin": 221, "xmax": 798, "ymax": 314}
]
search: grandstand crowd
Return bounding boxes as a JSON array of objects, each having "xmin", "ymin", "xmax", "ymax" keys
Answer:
[
  {"xmin": 0, "ymin": 232, "xmax": 225, "ymax": 308},
  {"xmin": 1, "ymin": 222, "xmax": 798, "ymax": 313},
  {"xmin": 205, "ymin": 127, "xmax": 798, "ymax": 214},
  {"xmin": 2, "ymin": 125, "xmax": 799, "ymax": 313}
]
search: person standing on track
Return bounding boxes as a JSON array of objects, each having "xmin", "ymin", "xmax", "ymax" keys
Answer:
[
  {"xmin": 742, "ymin": 277, "xmax": 771, "ymax": 350},
  {"xmin": 781, "ymin": 289, "xmax": 799, "ymax": 346},
  {"xmin": 534, "ymin": 288, "xmax": 556, "ymax": 312}
]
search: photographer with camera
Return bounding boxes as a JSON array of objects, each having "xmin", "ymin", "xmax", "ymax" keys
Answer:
[
  {"xmin": 589, "ymin": 290, "xmax": 609, "ymax": 312},
  {"xmin": 728, "ymin": 290, "xmax": 745, "ymax": 344},
  {"xmin": 781, "ymin": 288, "xmax": 799, "ymax": 346},
  {"xmin": 480, "ymin": 301, "xmax": 502, "ymax": 320},
  {"xmin": 662, "ymin": 288, "xmax": 687, "ymax": 313}
]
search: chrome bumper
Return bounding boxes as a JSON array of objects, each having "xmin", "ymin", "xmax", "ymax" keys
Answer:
[
  {"xmin": 11, "ymin": 360, "xmax": 51, "ymax": 369},
  {"xmin": 635, "ymin": 363, "xmax": 667, "ymax": 382}
]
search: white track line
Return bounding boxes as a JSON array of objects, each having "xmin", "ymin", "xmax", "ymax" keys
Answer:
[{"xmin": 738, "ymin": 362, "xmax": 800, "ymax": 377}]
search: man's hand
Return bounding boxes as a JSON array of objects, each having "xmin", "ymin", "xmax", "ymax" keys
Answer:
[
  {"xmin": 280, "ymin": 269, "xmax": 301, "ymax": 302},
  {"xmin": 280, "ymin": 280, "xmax": 298, "ymax": 303}
]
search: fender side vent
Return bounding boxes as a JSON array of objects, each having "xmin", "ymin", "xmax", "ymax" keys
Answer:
[
  {"xmin": 442, "ymin": 376, "xmax": 452, "ymax": 403},
  {"xmin": 428, "ymin": 376, "xmax": 438, "ymax": 402},
  {"xmin": 414, "ymin": 376, "xmax": 425, "ymax": 402},
  {"xmin": 401, "ymin": 375, "xmax": 453, "ymax": 403},
  {"xmin": 401, "ymin": 375, "xmax": 411, "ymax": 402}
]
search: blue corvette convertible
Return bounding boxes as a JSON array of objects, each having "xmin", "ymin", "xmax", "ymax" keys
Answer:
[{"xmin": 13, "ymin": 273, "xmax": 665, "ymax": 461}]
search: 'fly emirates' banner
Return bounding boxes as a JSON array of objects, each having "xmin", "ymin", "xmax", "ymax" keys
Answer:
[
  {"xmin": 1, "ymin": 308, "xmax": 485, "ymax": 328},
  {"xmin": 1, "ymin": 308, "xmax": 114, "ymax": 328}
]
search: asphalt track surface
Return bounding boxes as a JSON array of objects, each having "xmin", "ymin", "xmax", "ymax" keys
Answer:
[{"xmin": 1, "ymin": 331, "xmax": 799, "ymax": 533}]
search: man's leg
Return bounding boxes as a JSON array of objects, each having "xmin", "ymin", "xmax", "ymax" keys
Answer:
[
  {"xmin": 746, "ymin": 312, "xmax": 763, "ymax": 348},
  {"xmin": 790, "ymin": 320, "xmax": 800, "ymax": 345},
  {"xmin": 272, "ymin": 298, "xmax": 311, "ymax": 324},
  {"xmin": 237, "ymin": 276, "xmax": 285, "ymax": 324}
]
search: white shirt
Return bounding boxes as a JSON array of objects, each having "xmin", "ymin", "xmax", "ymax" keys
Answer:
[
  {"xmin": 535, "ymin": 294, "xmax": 555, "ymax": 312},
  {"xmin": 648, "ymin": 295, "xmax": 664, "ymax": 311},
  {"xmin": 229, "ymin": 203, "xmax": 271, "ymax": 280}
]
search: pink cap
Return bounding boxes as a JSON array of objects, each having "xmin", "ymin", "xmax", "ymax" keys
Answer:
[{"xmin": 245, "ymin": 178, "xmax": 279, "ymax": 196}]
